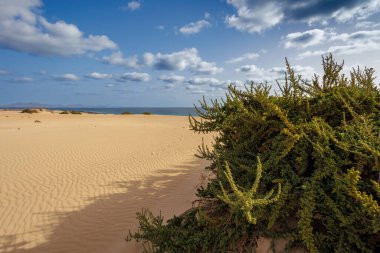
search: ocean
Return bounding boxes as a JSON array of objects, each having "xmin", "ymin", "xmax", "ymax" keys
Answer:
[{"xmin": 48, "ymin": 107, "xmax": 201, "ymax": 116}]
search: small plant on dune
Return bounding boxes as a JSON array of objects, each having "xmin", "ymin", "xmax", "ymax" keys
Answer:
[
  {"xmin": 121, "ymin": 111, "xmax": 133, "ymax": 115},
  {"xmin": 142, "ymin": 112, "xmax": 153, "ymax": 115},
  {"xmin": 59, "ymin": 110, "xmax": 82, "ymax": 115},
  {"xmin": 128, "ymin": 54, "xmax": 380, "ymax": 253},
  {"xmin": 69, "ymin": 110, "xmax": 82, "ymax": 114},
  {"xmin": 21, "ymin": 108, "xmax": 39, "ymax": 113}
]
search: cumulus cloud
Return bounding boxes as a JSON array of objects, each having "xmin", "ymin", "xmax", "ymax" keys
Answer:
[
  {"xmin": 215, "ymin": 80, "xmax": 245, "ymax": 88},
  {"xmin": 117, "ymin": 72, "xmax": 150, "ymax": 82},
  {"xmin": 86, "ymin": 72, "xmax": 113, "ymax": 80},
  {"xmin": 143, "ymin": 48, "xmax": 223, "ymax": 75},
  {"xmin": 236, "ymin": 64, "xmax": 315, "ymax": 82},
  {"xmin": 158, "ymin": 74, "xmax": 185, "ymax": 83},
  {"xmin": 123, "ymin": 1, "xmax": 141, "ymax": 11},
  {"xmin": 226, "ymin": 0, "xmax": 380, "ymax": 33},
  {"xmin": 54, "ymin": 74, "xmax": 80, "ymax": 81},
  {"xmin": 226, "ymin": 52, "xmax": 259, "ymax": 64},
  {"xmin": 187, "ymin": 77, "xmax": 222, "ymax": 86},
  {"xmin": 102, "ymin": 51, "xmax": 139, "ymax": 68},
  {"xmin": 193, "ymin": 61, "xmax": 223, "ymax": 75},
  {"xmin": 103, "ymin": 48, "xmax": 222, "ymax": 75},
  {"xmin": 179, "ymin": 20, "xmax": 211, "ymax": 35},
  {"xmin": 226, "ymin": 0, "xmax": 284, "ymax": 33},
  {"xmin": 0, "ymin": 0, "xmax": 117, "ymax": 56},
  {"xmin": 299, "ymin": 29, "xmax": 380, "ymax": 58},
  {"xmin": 283, "ymin": 29, "xmax": 328, "ymax": 49},
  {"xmin": 186, "ymin": 79, "xmax": 245, "ymax": 95}
]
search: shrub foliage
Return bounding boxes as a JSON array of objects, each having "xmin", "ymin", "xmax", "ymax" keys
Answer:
[{"xmin": 128, "ymin": 54, "xmax": 380, "ymax": 252}]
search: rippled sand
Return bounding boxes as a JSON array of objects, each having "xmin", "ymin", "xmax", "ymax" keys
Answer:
[{"xmin": 0, "ymin": 110, "xmax": 212, "ymax": 253}]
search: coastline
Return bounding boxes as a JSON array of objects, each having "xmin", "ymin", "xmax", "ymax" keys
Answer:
[{"xmin": 0, "ymin": 107, "xmax": 201, "ymax": 116}]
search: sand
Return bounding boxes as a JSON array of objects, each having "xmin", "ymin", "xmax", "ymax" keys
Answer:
[{"xmin": 0, "ymin": 110, "xmax": 213, "ymax": 253}]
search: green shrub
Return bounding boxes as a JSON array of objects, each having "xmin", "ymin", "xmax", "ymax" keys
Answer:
[
  {"xmin": 128, "ymin": 54, "xmax": 380, "ymax": 252},
  {"xmin": 60, "ymin": 110, "xmax": 82, "ymax": 115},
  {"xmin": 69, "ymin": 110, "xmax": 82, "ymax": 114},
  {"xmin": 21, "ymin": 108, "xmax": 39, "ymax": 113},
  {"xmin": 142, "ymin": 112, "xmax": 152, "ymax": 115},
  {"xmin": 121, "ymin": 111, "xmax": 133, "ymax": 115}
]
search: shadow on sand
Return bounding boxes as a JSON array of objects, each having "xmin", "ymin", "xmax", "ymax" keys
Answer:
[{"xmin": 0, "ymin": 159, "xmax": 209, "ymax": 253}]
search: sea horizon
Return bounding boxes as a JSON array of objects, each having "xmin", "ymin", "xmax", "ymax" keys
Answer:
[{"xmin": 1, "ymin": 106, "xmax": 201, "ymax": 116}]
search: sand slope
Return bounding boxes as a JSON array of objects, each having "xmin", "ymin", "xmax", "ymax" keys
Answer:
[{"xmin": 0, "ymin": 111, "xmax": 212, "ymax": 253}]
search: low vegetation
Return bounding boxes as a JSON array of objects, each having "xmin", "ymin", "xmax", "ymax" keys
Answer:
[
  {"xmin": 21, "ymin": 108, "xmax": 41, "ymax": 113},
  {"xmin": 59, "ymin": 110, "xmax": 82, "ymax": 115},
  {"xmin": 142, "ymin": 112, "xmax": 153, "ymax": 115},
  {"xmin": 128, "ymin": 54, "xmax": 380, "ymax": 252},
  {"xmin": 121, "ymin": 111, "xmax": 133, "ymax": 115}
]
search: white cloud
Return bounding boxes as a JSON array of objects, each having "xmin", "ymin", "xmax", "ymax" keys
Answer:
[
  {"xmin": 54, "ymin": 74, "xmax": 80, "ymax": 81},
  {"xmin": 299, "ymin": 29, "xmax": 380, "ymax": 58},
  {"xmin": 193, "ymin": 61, "xmax": 223, "ymax": 75},
  {"xmin": 124, "ymin": 1, "xmax": 141, "ymax": 11},
  {"xmin": 226, "ymin": 52, "xmax": 259, "ymax": 64},
  {"xmin": 213, "ymin": 80, "xmax": 245, "ymax": 88},
  {"xmin": 0, "ymin": 0, "xmax": 117, "ymax": 56},
  {"xmin": 86, "ymin": 72, "xmax": 113, "ymax": 79},
  {"xmin": 0, "ymin": 69, "xmax": 8, "ymax": 75},
  {"xmin": 117, "ymin": 72, "xmax": 150, "ymax": 82},
  {"xmin": 158, "ymin": 74, "xmax": 185, "ymax": 83},
  {"xmin": 236, "ymin": 64, "xmax": 260, "ymax": 73},
  {"xmin": 186, "ymin": 79, "xmax": 245, "ymax": 95},
  {"xmin": 332, "ymin": 0, "xmax": 380, "ymax": 22},
  {"xmin": 143, "ymin": 48, "xmax": 223, "ymax": 75},
  {"xmin": 102, "ymin": 51, "xmax": 139, "ymax": 68},
  {"xmin": 355, "ymin": 21, "xmax": 380, "ymax": 29},
  {"xmin": 298, "ymin": 50, "xmax": 326, "ymax": 58},
  {"xmin": 225, "ymin": 0, "xmax": 380, "ymax": 33},
  {"xmin": 179, "ymin": 20, "xmax": 211, "ymax": 35},
  {"xmin": 103, "ymin": 48, "xmax": 223, "ymax": 75},
  {"xmin": 185, "ymin": 84, "xmax": 207, "ymax": 94},
  {"xmin": 187, "ymin": 77, "xmax": 221, "ymax": 86},
  {"xmin": 236, "ymin": 64, "xmax": 315, "ymax": 82},
  {"xmin": 283, "ymin": 29, "xmax": 327, "ymax": 49},
  {"xmin": 156, "ymin": 25, "xmax": 165, "ymax": 30},
  {"xmin": 225, "ymin": 0, "xmax": 284, "ymax": 33}
]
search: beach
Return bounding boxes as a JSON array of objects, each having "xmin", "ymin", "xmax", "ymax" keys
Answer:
[{"xmin": 0, "ymin": 110, "xmax": 212, "ymax": 253}]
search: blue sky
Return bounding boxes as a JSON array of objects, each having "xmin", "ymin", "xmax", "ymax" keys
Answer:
[{"xmin": 1, "ymin": 0, "xmax": 380, "ymax": 107}]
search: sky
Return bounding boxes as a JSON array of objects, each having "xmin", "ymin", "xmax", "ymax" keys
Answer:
[{"xmin": 0, "ymin": 0, "xmax": 380, "ymax": 107}]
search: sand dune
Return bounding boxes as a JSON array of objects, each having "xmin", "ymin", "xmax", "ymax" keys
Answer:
[{"xmin": 0, "ymin": 111, "xmax": 212, "ymax": 253}]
